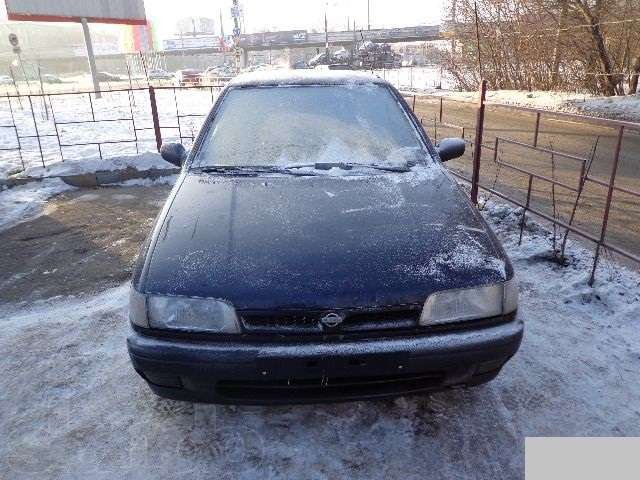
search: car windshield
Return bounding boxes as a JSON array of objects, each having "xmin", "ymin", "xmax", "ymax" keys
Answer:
[{"xmin": 191, "ymin": 84, "xmax": 429, "ymax": 170}]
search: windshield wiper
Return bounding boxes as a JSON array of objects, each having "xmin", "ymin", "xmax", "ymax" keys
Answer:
[
  {"xmin": 285, "ymin": 162, "xmax": 412, "ymax": 173},
  {"xmin": 192, "ymin": 165, "xmax": 318, "ymax": 176},
  {"xmin": 351, "ymin": 162, "xmax": 412, "ymax": 173},
  {"xmin": 192, "ymin": 166, "xmax": 262, "ymax": 176}
]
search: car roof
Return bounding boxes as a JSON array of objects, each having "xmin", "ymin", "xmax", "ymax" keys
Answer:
[{"xmin": 228, "ymin": 69, "xmax": 388, "ymax": 88}]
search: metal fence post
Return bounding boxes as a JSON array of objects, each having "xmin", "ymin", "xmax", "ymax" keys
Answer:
[
  {"xmin": 27, "ymin": 95, "xmax": 45, "ymax": 168},
  {"xmin": 533, "ymin": 111, "xmax": 541, "ymax": 147},
  {"xmin": 588, "ymin": 125, "xmax": 624, "ymax": 285},
  {"xmin": 149, "ymin": 86, "xmax": 162, "ymax": 152},
  {"xmin": 470, "ymin": 79, "xmax": 487, "ymax": 204}
]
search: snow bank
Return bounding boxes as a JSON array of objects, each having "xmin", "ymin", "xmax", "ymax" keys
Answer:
[
  {"xmin": 481, "ymin": 198, "xmax": 639, "ymax": 318},
  {"xmin": 118, "ymin": 174, "xmax": 179, "ymax": 187},
  {"xmin": 0, "ymin": 178, "xmax": 74, "ymax": 232},
  {"xmin": 570, "ymin": 93, "xmax": 640, "ymax": 123},
  {"xmin": 15, "ymin": 151, "xmax": 173, "ymax": 179}
]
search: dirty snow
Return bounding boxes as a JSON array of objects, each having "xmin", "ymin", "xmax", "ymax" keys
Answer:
[
  {"xmin": 14, "ymin": 152, "xmax": 174, "ymax": 179},
  {"xmin": 1, "ymin": 194, "xmax": 639, "ymax": 478},
  {"xmin": 0, "ymin": 178, "xmax": 75, "ymax": 232},
  {"xmin": 117, "ymin": 174, "xmax": 179, "ymax": 188}
]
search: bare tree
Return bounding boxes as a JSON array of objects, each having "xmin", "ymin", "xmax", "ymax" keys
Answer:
[{"xmin": 443, "ymin": 0, "xmax": 640, "ymax": 95}]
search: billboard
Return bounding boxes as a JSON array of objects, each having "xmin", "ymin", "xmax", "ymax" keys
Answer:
[
  {"xmin": 176, "ymin": 17, "xmax": 215, "ymax": 36},
  {"xmin": 5, "ymin": 0, "xmax": 147, "ymax": 25}
]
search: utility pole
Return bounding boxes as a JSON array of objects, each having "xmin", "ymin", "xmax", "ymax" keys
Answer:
[
  {"xmin": 231, "ymin": 0, "xmax": 242, "ymax": 72},
  {"xmin": 219, "ymin": 8, "xmax": 226, "ymax": 56},
  {"xmin": 325, "ymin": 7, "xmax": 329, "ymax": 58},
  {"xmin": 80, "ymin": 18, "xmax": 101, "ymax": 98},
  {"xmin": 367, "ymin": 0, "xmax": 371, "ymax": 30}
]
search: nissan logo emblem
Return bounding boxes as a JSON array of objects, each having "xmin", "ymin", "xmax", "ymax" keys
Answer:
[{"xmin": 320, "ymin": 312, "xmax": 344, "ymax": 328}]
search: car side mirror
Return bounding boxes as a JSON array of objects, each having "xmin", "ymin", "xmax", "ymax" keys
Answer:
[
  {"xmin": 437, "ymin": 138, "xmax": 466, "ymax": 162},
  {"xmin": 160, "ymin": 142, "xmax": 187, "ymax": 167}
]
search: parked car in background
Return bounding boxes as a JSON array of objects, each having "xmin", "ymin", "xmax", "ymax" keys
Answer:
[
  {"xmin": 41, "ymin": 74, "xmax": 63, "ymax": 84},
  {"xmin": 205, "ymin": 65, "xmax": 234, "ymax": 79},
  {"xmin": 291, "ymin": 60, "xmax": 310, "ymax": 69},
  {"xmin": 175, "ymin": 69, "xmax": 203, "ymax": 86},
  {"xmin": 128, "ymin": 70, "xmax": 522, "ymax": 405},
  {"xmin": 148, "ymin": 69, "xmax": 173, "ymax": 80},
  {"xmin": 96, "ymin": 71, "xmax": 121, "ymax": 82},
  {"xmin": 402, "ymin": 58, "xmax": 418, "ymax": 67}
]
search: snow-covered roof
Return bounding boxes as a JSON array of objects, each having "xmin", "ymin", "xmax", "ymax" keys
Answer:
[{"xmin": 228, "ymin": 69, "xmax": 388, "ymax": 88}]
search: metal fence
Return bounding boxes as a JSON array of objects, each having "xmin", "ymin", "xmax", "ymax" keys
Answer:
[
  {"xmin": 405, "ymin": 84, "xmax": 640, "ymax": 284},
  {"xmin": 0, "ymin": 84, "xmax": 227, "ymax": 176}
]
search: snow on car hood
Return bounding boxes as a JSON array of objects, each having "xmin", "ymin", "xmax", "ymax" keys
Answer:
[{"xmin": 138, "ymin": 165, "xmax": 512, "ymax": 310}]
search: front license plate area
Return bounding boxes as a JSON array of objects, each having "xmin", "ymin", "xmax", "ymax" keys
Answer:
[{"xmin": 258, "ymin": 352, "xmax": 409, "ymax": 379}]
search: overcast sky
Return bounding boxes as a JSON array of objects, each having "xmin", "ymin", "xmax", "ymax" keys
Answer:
[{"xmin": 145, "ymin": 0, "xmax": 445, "ymax": 38}]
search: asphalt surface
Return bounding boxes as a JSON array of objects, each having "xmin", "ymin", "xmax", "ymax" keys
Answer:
[
  {"xmin": 411, "ymin": 96, "xmax": 640, "ymax": 267},
  {"xmin": 0, "ymin": 186, "xmax": 170, "ymax": 305}
]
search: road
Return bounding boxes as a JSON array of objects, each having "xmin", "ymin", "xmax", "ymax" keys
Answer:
[{"xmin": 410, "ymin": 95, "xmax": 640, "ymax": 270}]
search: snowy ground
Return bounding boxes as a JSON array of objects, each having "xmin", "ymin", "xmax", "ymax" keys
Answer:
[
  {"xmin": 373, "ymin": 66, "xmax": 454, "ymax": 91},
  {"xmin": 1, "ymin": 190, "xmax": 638, "ymax": 479},
  {"xmin": 0, "ymin": 178, "xmax": 75, "ymax": 232},
  {"xmin": 0, "ymin": 163, "xmax": 176, "ymax": 233}
]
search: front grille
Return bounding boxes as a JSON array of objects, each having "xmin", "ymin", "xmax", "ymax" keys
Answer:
[
  {"xmin": 240, "ymin": 308, "xmax": 421, "ymax": 335},
  {"xmin": 216, "ymin": 371, "xmax": 445, "ymax": 401}
]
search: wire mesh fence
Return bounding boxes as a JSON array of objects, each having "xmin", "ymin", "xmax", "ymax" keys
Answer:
[{"xmin": 0, "ymin": 84, "xmax": 227, "ymax": 177}]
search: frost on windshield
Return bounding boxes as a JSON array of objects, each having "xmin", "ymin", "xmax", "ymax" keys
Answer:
[{"xmin": 193, "ymin": 84, "xmax": 430, "ymax": 169}]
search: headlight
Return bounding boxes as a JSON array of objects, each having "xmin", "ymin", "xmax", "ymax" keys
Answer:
[
  {"xmin": 419, "ymin": 276, "xmax": 518, "ymax": 326},
  {"xmin": 147, "ymin": 295, "xmax": 241, "ymax": 333},
  {"xmin": 128, "ymin": 286, "xmax": 241, "ymax": 333}
]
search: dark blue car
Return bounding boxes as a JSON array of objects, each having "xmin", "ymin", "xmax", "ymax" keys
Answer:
[{"xmin": 127, "ymin": 71, "xmax": 522, "ymax": 404}]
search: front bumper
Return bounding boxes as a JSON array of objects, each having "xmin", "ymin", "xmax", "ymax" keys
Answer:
[{"xmin": 128, "ymin": 317, "xmax": 524, "ymax": 405}]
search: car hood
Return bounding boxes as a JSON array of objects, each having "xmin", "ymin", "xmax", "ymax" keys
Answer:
[{"xmin": 141, "ymin": 166, "xmax": 512, "ymax": 310}]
